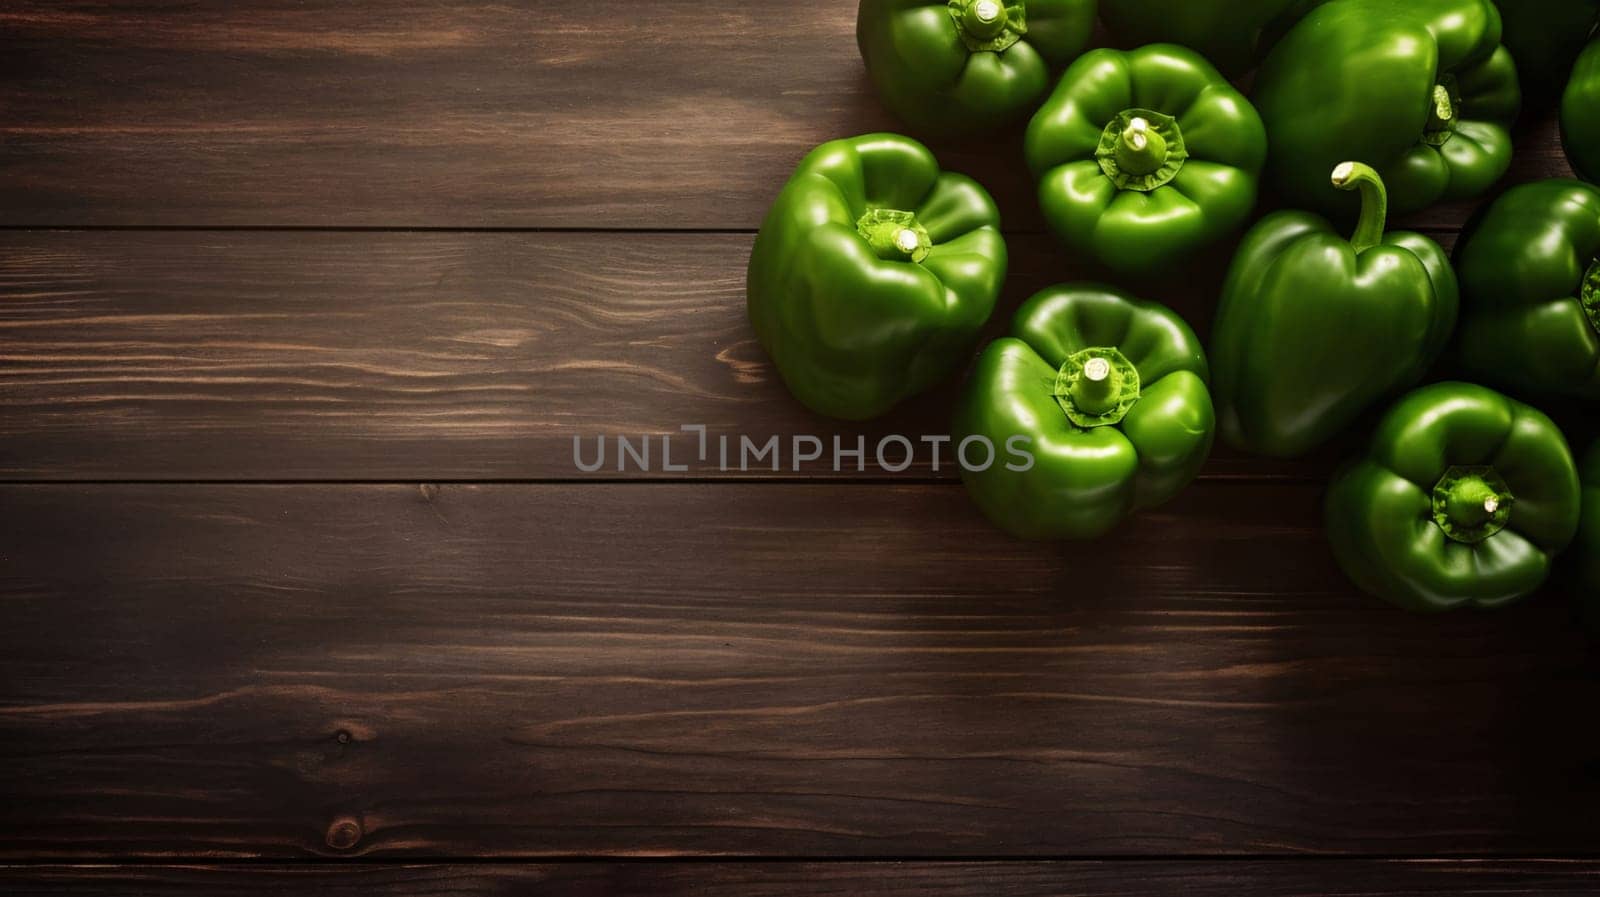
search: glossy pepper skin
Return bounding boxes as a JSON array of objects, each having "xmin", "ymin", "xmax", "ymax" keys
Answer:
[
  {"xmin": 1255, "ymin": 0, "xmax": 1521, "ymax": 217},
  {"xmin": 1097, "ymin": 0, "xmax": 1323, "ymax": 76},
  {"xmin": 857, "ymin": 0, "xmax": 1097, "ymax": 137},
  {"xmin": 1455, "ymin": 180, "xmax": 1600, "ymax": 400},
  {"xmin": 1326, "ymin": 382, "xmax": 1580, "ymax": 613},
  {"xmin": 954, "ymin": 285, "xmax": 1214, "ymax": 540},
  {"xmin": 1499, "ymin": 0, "xmax": 1598, "ymax": 109},
  {"xmin": 1566, "ymin": 38, "xmax": 1600, "ymax": 183},
  {"xmin": 747, "ymin": 133, "xmax": 1007, "ymax": 421},
  {"xmin": 1024, "ymin": 44, "xmax": 1266, "ymax": 274},
  {"xmin": 1209, "ymin": 163, "xmax": 1459, "ymax": 458}
]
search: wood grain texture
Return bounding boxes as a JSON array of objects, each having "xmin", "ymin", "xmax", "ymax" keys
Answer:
[
  {"xmin": 5, "ymin": 861, "xmax": 1600, "ymax": 896},
  {"xmin": 0, "ymin": 228, "xmax": 1446, "ymax": 481},
  {"xmin": 0, "ymin": 0, "xmax": 1573, "ymax": 229},
  {"xmin": 2, "ymin": 483, "xmax": 1597, "ymax": 858}
]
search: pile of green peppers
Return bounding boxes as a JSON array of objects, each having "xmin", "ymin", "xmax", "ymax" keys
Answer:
[{"xmin": 743, "ymin": 0, "xmax": 1600, "ymax": 615}]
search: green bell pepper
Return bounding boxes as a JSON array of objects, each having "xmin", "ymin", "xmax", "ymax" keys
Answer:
[
  {"xmin": 747, "ymin": 133, "xmax": 1007, "ymax": 421},
  {"xmin": 1209, "ymin": 162, "xmax": 1459, "ymax": 458},
  {"xmin": 1565, "ymin": 37, "xmax": 1600, "ymax": 183},
  {"xmin": 856, "ymin": 0, "xmax": 1098, "ymax": 137},
  {"xmin": 1454, "ymin": 179, "xmax": 1600, "ymax": 400},
  {"xmin": 1255, "ymin": 0, "xmax": 1521, "ymax": 216},
  {"xmin": 1326, "ymin": 382, "xmax": 1580, "ymax": 613},
  {"xmin": 954, "ymin": 284, "xmax": 1214, "ymax": 540},
  {"xmin": 1499, "ymin": 0, "xmax": 1598, "ymax": 109},
  {"xmin": 1023, "ymin": 44, "xmax": 1266, "ymax": 274},
  {"xmin": 1097, "ymin": 0, "xmax": 1323, "ymax": 76}
]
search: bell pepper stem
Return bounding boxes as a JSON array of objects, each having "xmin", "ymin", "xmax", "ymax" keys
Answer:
[
  {"xmin": 1430, "ymin": 466, "xmax": 1513, "ymax": 544},
  {"xmin": 959, "ymin": 0, "xmax": 1008, "ymax": 41},
  {"xmin": 1071, "ymin": 356, "xmax": 1120, "ymax": 416},
  {"xmin": 1430, "ymin": 84, "xmax": 1455, "ymax": 129},
  {"xmin": 1095, "ymin": 109, "xmax": 1187, "ymax": 192},
  {"xmin": 856, "ymin": 208, "xmax": 930, "ymax": 263},
  {"xmin": 1331, "ymin": 162, "xmax": 1388, "ymax": 254},
  {"xmin": 1422, "ymin": 81, "xmax": 1459, "ymax": 146},
  {"xmin": 893, "ymin": 228, "xmax": 920, "ymax": 255},
  {"xmin": 1445, "ymin": 478, "xmax": 1499, "ymax": 528},
  {"xmin": 1114, "ymin": 117, "xmax": 1169, "ymax": 178},
  {"xmin": 1054, "ymin": 347, "xmax": 1140, "ymax": 428}
]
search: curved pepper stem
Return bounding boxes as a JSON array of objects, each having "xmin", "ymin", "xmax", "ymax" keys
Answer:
[
  {"xmin": 1331, "ymin": 162, "xmax": 1388, "ymax": 254},
  {"xmin": 1114, "ymin": 117, "xmax": 1169, "ymax": 178}
]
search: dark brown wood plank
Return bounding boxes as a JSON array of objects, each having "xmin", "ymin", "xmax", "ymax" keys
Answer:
[
  {"xmin": 0, "ymin": 228, "xmax": 1431, "ymax": 481},
  {"xmin": 2, "ymin": 482, "xmax": 1597, "ymax": 857},
  {"xmin": 0, "ymin": 1, "xmax": 1572, "ymax": 229},
  {"xmin": 5, "ymin": 860, "xmax": 1600, "ymax": 895}
]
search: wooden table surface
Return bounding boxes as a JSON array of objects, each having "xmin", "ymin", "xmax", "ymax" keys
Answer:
[{"xmin": 3, "ymin": 1, "xmax": 1600, "ymax": 893}]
